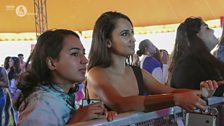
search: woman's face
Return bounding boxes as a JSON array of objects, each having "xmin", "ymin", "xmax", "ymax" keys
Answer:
[
  {"xmin": 8, "ymin": 58, "xmax": 14, "ymax": 68},
  {"xmin": 197, "ymin": 23, "xmax": 218, "ymax": 51},
  {"xmin": 109, "ymin": 18, "xmax": 136, "ymax": 56},
  {"xmin": 146, "ymin": 41, "xmax": 157, "ymax": 55},
  {"xmin": 51, "ymin": 35, "xmax": 88, "ymax": 84}
]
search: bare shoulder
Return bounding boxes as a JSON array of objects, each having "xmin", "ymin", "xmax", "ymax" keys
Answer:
[
  {"xmin": 87, "ymin": 66, "xmax": 109, "ymax": 86},
  {"xmin": 87, "ymin": 66, "xmax": 115, "ymax": 99},
  {"xmin": 88, "ymin": 66, "xmax": 105, "ymax": 73},
  {"xmin": 88, "ymin": 66, "xmax": 107, "ymax": 78}
]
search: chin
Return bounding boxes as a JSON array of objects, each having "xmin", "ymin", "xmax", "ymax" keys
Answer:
[
  {"xmin": 78, "ymin": 77, "xmax": 85, "ymax": 82},
  {"xmin": 72, "ymin": 77, "xmax": 85, "ymax": 84},
  {"xmin": 130, "ymin": 51, "xmax": 135, "ymax": 55}
]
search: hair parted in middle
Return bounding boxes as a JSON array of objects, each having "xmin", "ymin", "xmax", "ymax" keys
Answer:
[{"xmin": 88, "ymin": 11, "xmax": 133, "ymax": 70}]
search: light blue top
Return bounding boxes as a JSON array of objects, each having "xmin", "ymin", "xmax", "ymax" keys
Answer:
[{"xmin": 18, "ymin": 85, "xmax": 76, "ymax": 126}]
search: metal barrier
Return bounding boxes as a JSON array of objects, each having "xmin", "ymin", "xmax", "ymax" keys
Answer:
[
  {"xmin": 73, "ymin": 97, "xmax": 224, "ymax": 126},
  {"xmin": 74, "ymin": 106, "xmax": 184, "ymax": 126},
  {"xmin": 185, "ymin": 97, "xmax": 224, "ymax": 126}
]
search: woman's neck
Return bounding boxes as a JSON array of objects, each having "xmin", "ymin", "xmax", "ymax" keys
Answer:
[
  {"xmin": 57, "ymin": 83, "xmax": 72, "ymax": 93},
  {"xmin": 109, "ymin": 53, "xmax": 127, "ymax": 74},
  {"xmin": 52, "ymin": 75, "xmax": 73, "ymax": 93}
]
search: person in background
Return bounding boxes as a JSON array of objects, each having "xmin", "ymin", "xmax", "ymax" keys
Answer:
[
  {"xmin": 87, "ymin": 11, "xmax": 218, "ymax": 113},
  {"xmin": 4, "ymin": 57, "xmax": 21, "ymax": 98},
  {"xmin": 4, "ymin": 56, "xmax": 20, "ymax": 126},
  {"xmin": 130, "ymin": 54, "xmax": 140, "ymax": 66},
  {"xmin": 159, "ymin": 49, "xmax": 169, "ymax": 65},
  {"xmin": 0, "ymin": 67, "xmax": 8, "ymax": 126},
  {"xmin": 159, "ymin": 49, "xmax": 170, "ymax": 84},
  {"xmin": 15, "ymin": 29, "xmax": 116, "ymax": 126},
  {"xmin": 3, "ymin": 56, "xmax": 16, "ymax": 126},
  {"xmin": 137, "ymin": 39, "xmax": 168, "ymax": 84},
  {"xmin": 169, "ymin": 17, "xmax": 224, "ymax": 96},
  {"xmin": 18, "ymin": 54, "xmax": 26, "ymax": 73}
]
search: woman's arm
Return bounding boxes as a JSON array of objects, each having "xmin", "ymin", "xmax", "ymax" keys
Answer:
[
  {"xmin": 143, "ymin": 69, "xmax": 207, "ymax": 111},
  {"xmin": 87, "ymin": 67, "xmax": 207, "ymax": 113}
]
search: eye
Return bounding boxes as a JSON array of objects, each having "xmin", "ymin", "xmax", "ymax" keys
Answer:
[
  {"xmin": 121, "ymin": 32, "xmax": 129, "ymax": 37},
  {"xmin": 71, "ymin": 51, "xmax": 86, "ymax": 57},
  {"xmin": 71, "ymin": 52, "xmax": 79, "ymax": 57},
  {"xmin": 131, "ymin": 30, "xmax": 134, "ymax": 35}
]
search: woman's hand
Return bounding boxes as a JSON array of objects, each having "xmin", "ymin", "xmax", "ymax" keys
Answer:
[
  {"xmin": 68, "ymin": 102, "xmax": 117, "ymax": 124},
  {"xmin": 173, "ymin": 90, "xmax": 207, "ymax": 112},
  {"xmin": 105, "ymin": 110, "xmax": 117, "ymax": 122},
  {"xmin": 200, "ymin": 80, "xmax": 219, "ymax": 97},
  {"xmin": 160, "ymin": 51, "xmax": 169, "ymax": 64}
]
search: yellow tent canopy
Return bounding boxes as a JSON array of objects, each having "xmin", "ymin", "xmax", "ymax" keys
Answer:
[{"xmin": 1, "ymin": 0, "xmax": 224, "ymax": 33}]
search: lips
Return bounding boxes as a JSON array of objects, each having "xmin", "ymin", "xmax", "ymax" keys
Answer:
[
  {"xmin": 79, "ymin": 68, "xmax": 86, "ymax": 74},
  {"xmin": 129, "ymin": 45, "xmax": 135, "ymax": 49}
]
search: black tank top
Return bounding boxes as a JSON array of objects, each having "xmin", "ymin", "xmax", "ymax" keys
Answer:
[{"xmin": 131, "ymin": 66, "xmax": 146, "ymax": 95}]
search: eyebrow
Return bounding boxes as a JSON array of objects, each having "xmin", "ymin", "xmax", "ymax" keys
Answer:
[
  {"xmin": 121, "ymin": 29, "xmax": 134, "ymax": 33},
  {"xmin": 69, "ymin": 47, "xmax": 85, "ymax": 52},
  {"xmin": 122, "ymin": 29, "xmax": 129, "ymax": 32},
  {"xmin": 123, "ymin": 28, "xmax": 134, "ymax": 31},
  {"xmin": 69, "ymin": 47, "xmax": 81, "ymax": 51}
]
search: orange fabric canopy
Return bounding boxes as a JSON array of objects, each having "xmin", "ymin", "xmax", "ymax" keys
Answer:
[{"xmin": 1, "ymin": 0, "xmax": 224, "ymax": 33}]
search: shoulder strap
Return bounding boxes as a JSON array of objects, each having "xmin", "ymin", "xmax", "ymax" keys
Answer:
[{"xmin": 131, "ymin": 66, "xmax": 145, "ymax": 95}]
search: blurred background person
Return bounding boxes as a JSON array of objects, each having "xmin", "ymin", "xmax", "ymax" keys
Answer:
[
  {"xmin": 137, "ymin": 39, "xmax": 168, "ymax": 84},
  {"xmin": 17, "ymin": 54, "xmax": 26, "ymax": 74},
  {"xmin": 130, "ymin": 54, "xmax": 140, "ymax": 66},
  {"xmin": 4, "ymin": 56, "xmax": 20, "ymax": 125},
  {"xmin": 159, "ymin": 49, "xmax": 170, "ymax": 64},
  {"xmin": 0, "ymin": 67, "xmax": 8, "ymax": 126},
  {"xmin": 160, "ymin": 49, "xmax": 170, "ymax": 84}
]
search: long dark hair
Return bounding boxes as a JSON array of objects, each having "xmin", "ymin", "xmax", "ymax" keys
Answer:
[
  {"xmin": 88, "ymin": 11, "xmax": 133, "ymax": 71},
  {"xmin": 4, "ymin": 56, "xmax": 11, "ymax": 70},
  {"xmin": 4, "ymin": 57, "xmax": 21, "ymax": 80},
  {"xmin": 169, "ymin": 17, "xmax": 224, "ymax": 79},
  {"xmin": 15, "ymin": 29, "xmax": 80, "ymax": 110},
  {"xmin": 9, "ymin": 57, "xmax": 21, "ymax": 80}
]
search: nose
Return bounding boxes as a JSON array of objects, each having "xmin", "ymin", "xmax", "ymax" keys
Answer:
[
  {"xmin": 131, "ymin": 34, "xmax": 136, "ymax": 43},
  {"xmin": 81, "ymin": 55, "xmax": 88, "ymax": 64}
]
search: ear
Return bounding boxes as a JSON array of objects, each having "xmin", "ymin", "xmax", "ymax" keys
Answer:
[
  {"xmin": 46, "ymin": 57, "xmax": 56, "ymax": 70},
  {"xmin": 107, "ymin": 40, "xmax": 112, "ymax": 48}
]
